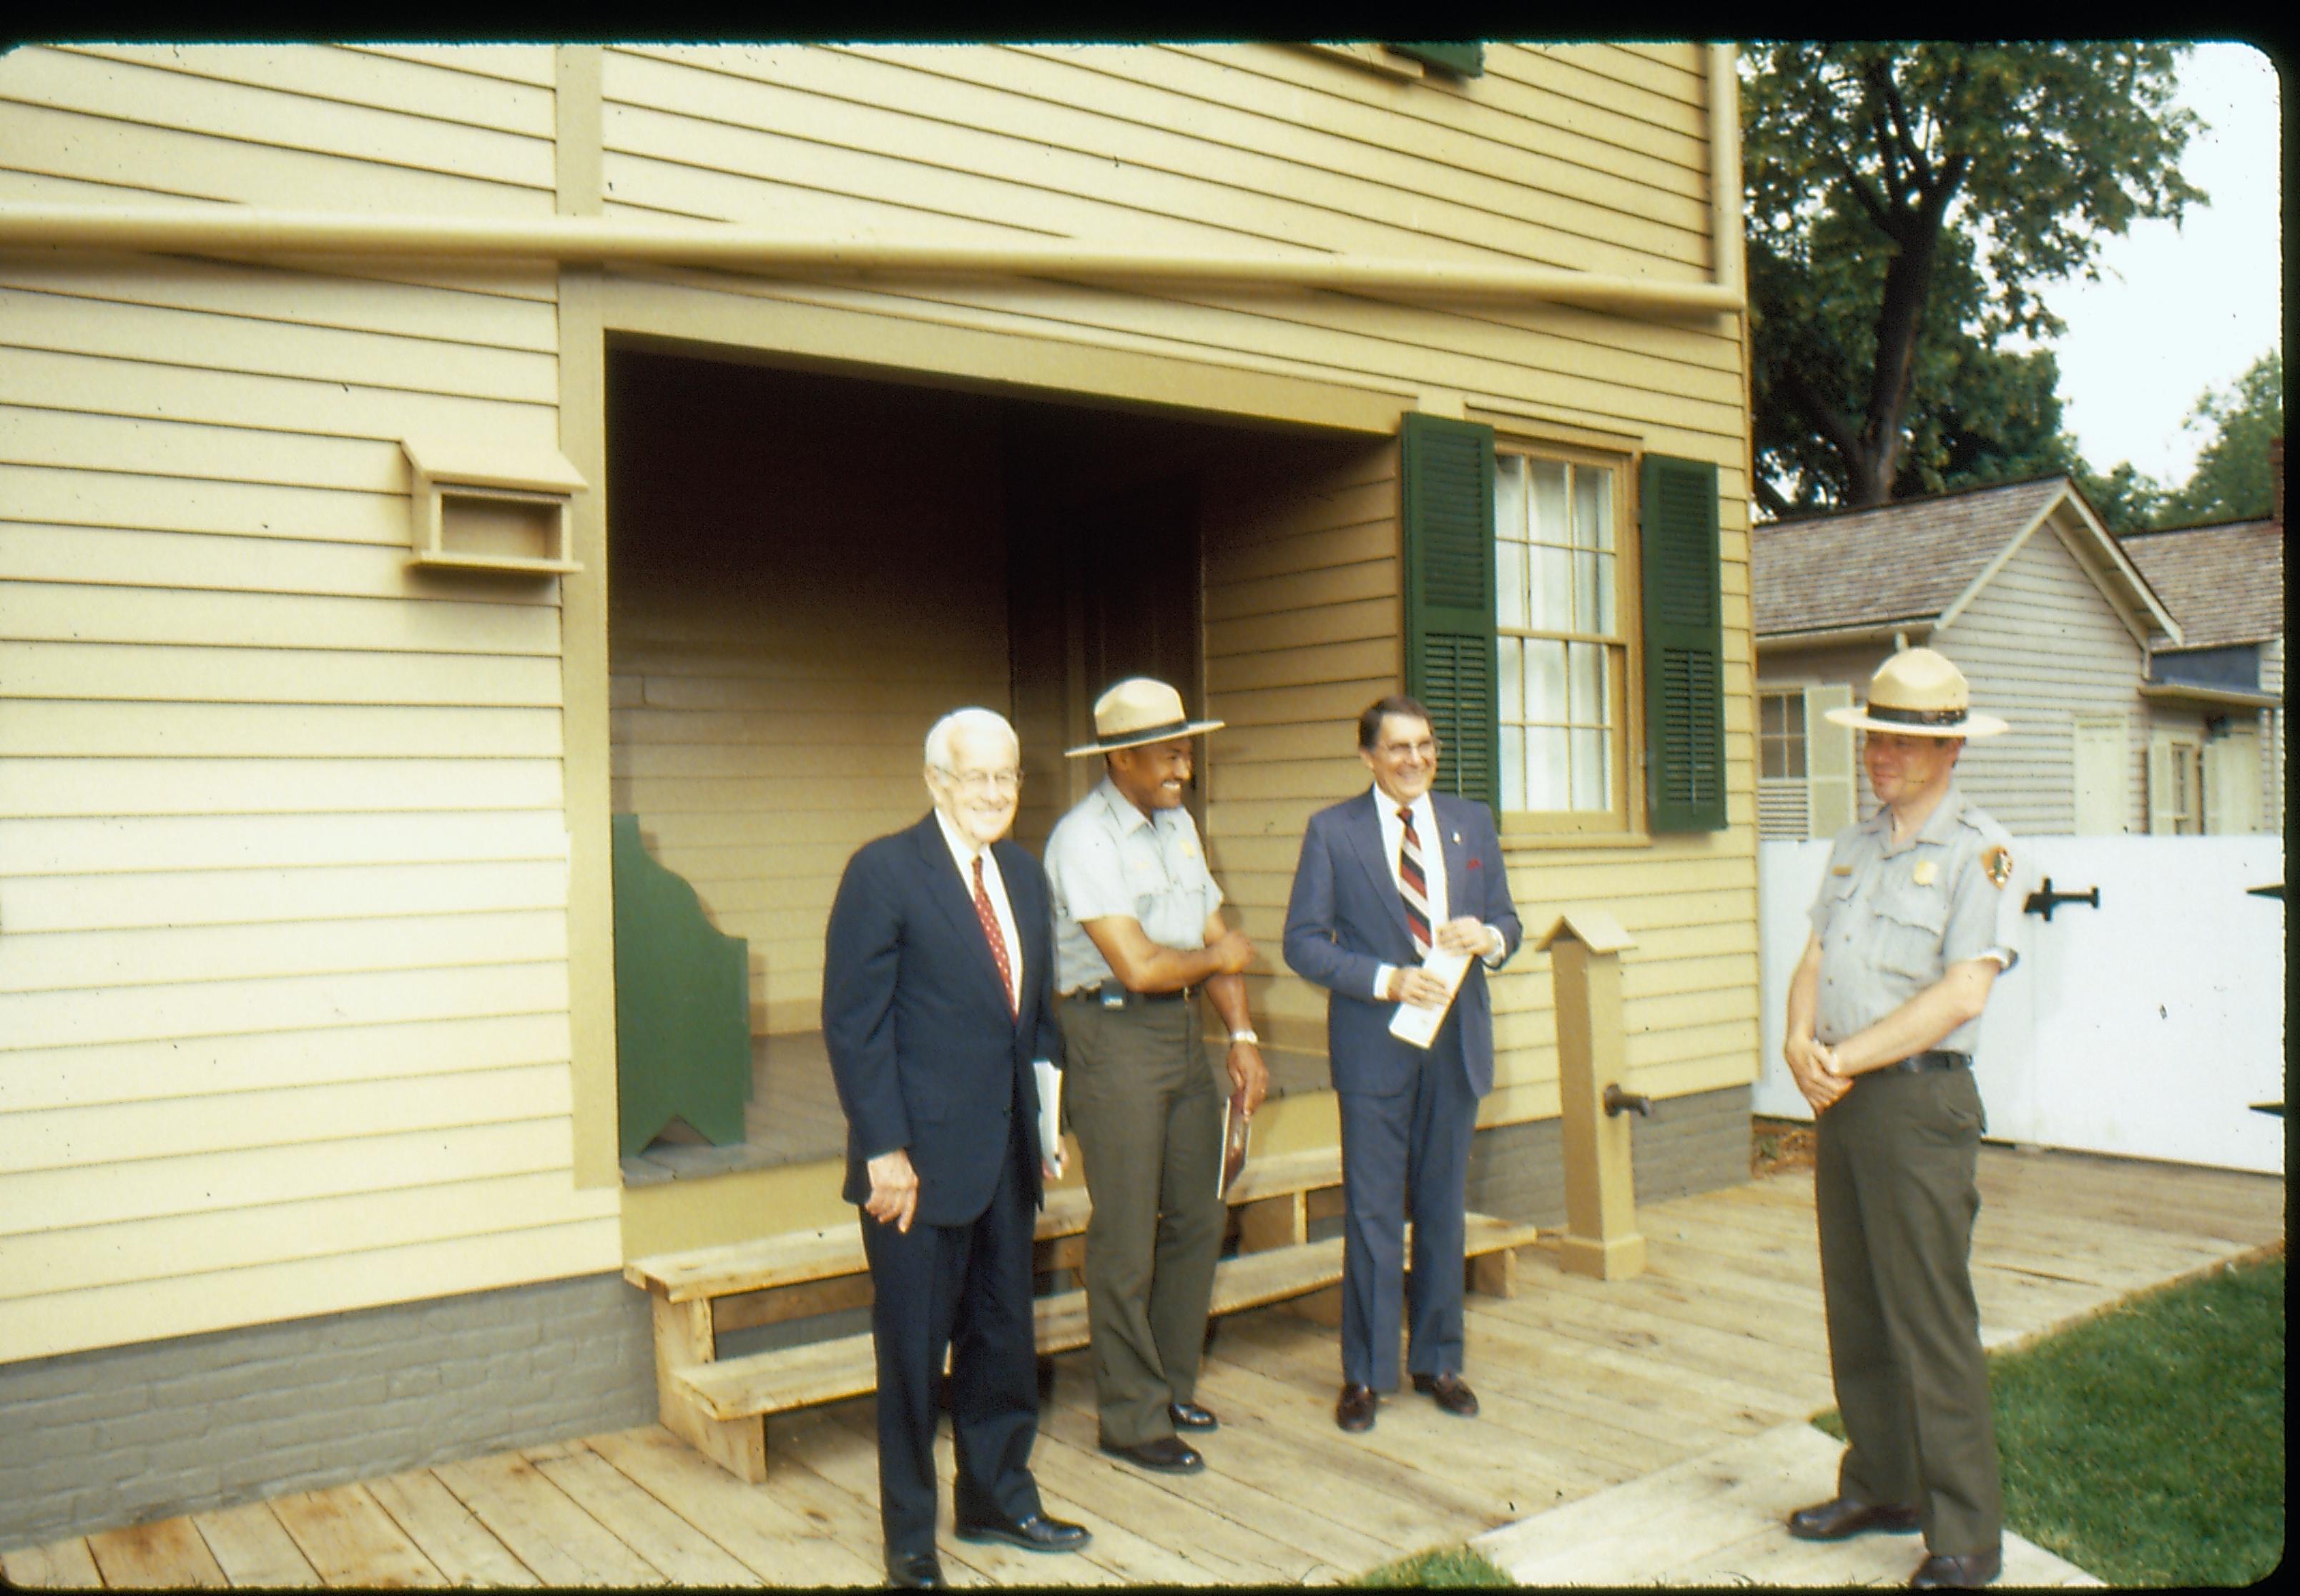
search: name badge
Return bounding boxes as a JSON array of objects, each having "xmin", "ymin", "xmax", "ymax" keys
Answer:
[{"xmin": 1831, "ymin": 864, "xmax": 1853, "ymax": 877}]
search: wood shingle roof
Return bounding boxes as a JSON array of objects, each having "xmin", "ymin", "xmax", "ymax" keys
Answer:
[
  {"xmin": 2116, "ymin": 518, "xmax": 2285, "ymax": 651},
  {"xmin": 1750, "ymin": 477, "xmax": 2069, "ymax": 639}
]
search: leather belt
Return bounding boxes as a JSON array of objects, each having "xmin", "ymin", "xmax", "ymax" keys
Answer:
[
  {"xmin": 1065, "ymin": 982, "xmax": 1194, "ymax": 1007},
  {"xmin": 1891, "ymin": 1050, "xmax": 1971, "ymax": 1073}
]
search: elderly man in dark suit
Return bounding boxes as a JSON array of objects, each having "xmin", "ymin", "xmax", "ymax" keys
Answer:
[
  {"xmin": 822, "ymin": 706, "xmax": 1091, "ymax": 1590},
  {"xmin": 1282, "ymin": 694, "xmax": 1521, "ymax": 1434}
]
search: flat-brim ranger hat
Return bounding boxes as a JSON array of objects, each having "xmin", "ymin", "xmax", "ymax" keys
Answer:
[
  {"xmin": 1064, "ymin": 677, "xmax": 1225, "ymax": 757},
  {"xmin": 1824, "ymin": 647, "xmax": 2009, "ymax": 739}
]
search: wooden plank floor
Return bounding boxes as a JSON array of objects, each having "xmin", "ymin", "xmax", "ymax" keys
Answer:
[{"xmin": 6, "ymin": 1146, "xmax": 2281, "ymax": 1590}]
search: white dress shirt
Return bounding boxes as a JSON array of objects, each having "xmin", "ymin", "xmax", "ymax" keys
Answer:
[
  {"xmin": 1367, "ymin": 788, "xmax": 1504, "ymax": 1001},
  {"xmin": 934, "ymin": 808, "xmax": 1022, "ymax": 1015}
]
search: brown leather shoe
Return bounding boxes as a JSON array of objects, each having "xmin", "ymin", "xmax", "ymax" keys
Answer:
[
  {"xmin": 1787, "ymin": 1497, "xmax": 1922, "ymax": 1541},
  {"xmin": 1410, "ymin": 1371, "xmax": 1480, "ymax": 1417},
  {"xmin": 1910, "ymin": 1549, "xmax": 2001, "ymax": 1588},
  {"xmin": 1335, "ymin": 1383, "xmax": 1377, "ymax": 1432}
]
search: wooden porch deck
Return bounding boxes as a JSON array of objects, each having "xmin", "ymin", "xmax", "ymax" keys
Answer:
[{"xmin": 6, "ymin": 1146, "xmax": 2281, "ymax": 1590}]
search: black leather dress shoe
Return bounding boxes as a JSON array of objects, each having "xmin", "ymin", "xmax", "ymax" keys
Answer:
[
  {"xmin": 1787, "ymin": 1497, "xmax": 1922, "ymax": 1541},
  {"xmin": 1336, "ymin": 1383, "xmax": 1377, "ymax": 1432},
  {"xmin": 1168, "ymin": 1399, "xmax": 1220, "ymax": 1431},
  {"xmin": 885, "ymin": 1549, "xmax": 945, "ymax": 1588},
  {"xmin": 1098, "ymin": 1433, "xmax": 1204, "ymax": 1474},
  {"xmin": 1910, "ymin": 1549, "xmax": 2001, "ymax": 1588},
  {"xmin": 954, "ymin": 1509, "xmax": 1091, "ymax": 1553},
  {"xmin": 1411, "ymin": 1371, "xmax": 1480, "ymax": 1417}
]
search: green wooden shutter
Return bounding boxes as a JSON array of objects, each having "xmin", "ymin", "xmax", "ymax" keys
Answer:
[
  {"xmin": 1640, "ymin": 454, "xmax": 1726, "ymax": 832},
  {"xmin": 1386, "ymin": 41, "xmax": 1485, "ymax": 76},
  {"xmin": 1402, "ymin": 412, "xmax": 1500, "ymax": 813}
]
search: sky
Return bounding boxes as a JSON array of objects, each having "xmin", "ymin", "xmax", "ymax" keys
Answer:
[{"xmin": 2029, "ymin": 42, "xmax": 2285, "ymax": 487}]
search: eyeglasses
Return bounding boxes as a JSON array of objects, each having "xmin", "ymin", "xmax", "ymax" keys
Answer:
[{"xmin": 933, "ymin": 767, "xmax": 1024, "ymax": 796}]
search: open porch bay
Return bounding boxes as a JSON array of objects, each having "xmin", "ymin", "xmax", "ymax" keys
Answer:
[{"xmin": 5, "ymin": 1146, "xmax": 2280, "ymax": 1589}]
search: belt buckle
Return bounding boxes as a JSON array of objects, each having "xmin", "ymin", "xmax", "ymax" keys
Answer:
[{"xmin": 1100, "ymin": 986, "xmax": 1126, "ymax": 1010}]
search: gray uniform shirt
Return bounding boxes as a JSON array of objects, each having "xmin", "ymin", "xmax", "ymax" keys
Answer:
[
  {"xmin": 1044, "ymin": 776, "xmax": 1224, "ymax": 994},
  {"xmin": 1807, "ymin": 784, "xmax": 2021, "ymax": 1056}
]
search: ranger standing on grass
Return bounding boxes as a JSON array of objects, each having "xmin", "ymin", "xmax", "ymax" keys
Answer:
[{"xmin": 1779, "ymin": 649, "xmax": 2023, "ymax": 1592}]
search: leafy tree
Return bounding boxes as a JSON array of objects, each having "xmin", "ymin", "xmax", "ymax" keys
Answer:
[
  {"xmin": 2070, "ymin": 458, "xmax": 2168, "ymax": 535},
  {"xmin": 1744, "ymin": 44, "xmax": 2203, "ymax": 515},
  {"xmin": 2156, "ymin": 350, "xmax": 2284, "ymax": 525}
]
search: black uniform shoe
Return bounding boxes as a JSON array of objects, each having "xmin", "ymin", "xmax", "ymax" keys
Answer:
[
  {"xmin": 1336, "ymin": 1383, "xmax": 1377, "ymax": 1432},
  {"xmin": 885, "ymin": 1549, "xmax": 945, "ymax": 1588},
  {"xmin": 1411, "ymin": 1371, "xmax": 1480, "ymax": 1417},
  {"xmin": 1168, "ymin": 1399, "xmax": 1220, "ymax": 1431},
  {"xmin": 1098, "ymin": 1434, "xmax": 1204, "ymax": 1473},
  {"xmin": 1910, "ymin": 1549, "xmax": 2001, "ymax": 1588},
  {"xmin": 954, "ymin": 1510, "xmax": 1091, "ymax": 1553},
  {"xmin": 1787, "ymin": 1498, "xmax": 1922, "ymax": 1541}
]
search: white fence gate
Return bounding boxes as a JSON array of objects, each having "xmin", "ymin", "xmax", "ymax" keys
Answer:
[{"xmin": 1756, "ymin": 836, "xmax": 2286, "ymax": 1175}]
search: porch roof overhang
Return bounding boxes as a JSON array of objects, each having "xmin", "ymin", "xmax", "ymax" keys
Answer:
[
  {"xmin": 1756, "ymin": 619, "xmax": 1935, "ymax": 653},
  {"xmin": 2137, "ymin": 681, "xmax": 2282, "ymax": 710},
  {"xmin": 0, "ymin": 204, "xmax": 1744, "ymax": 320}
]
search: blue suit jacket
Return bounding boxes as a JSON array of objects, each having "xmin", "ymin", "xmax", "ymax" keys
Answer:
[
  {"xmin": 1282, "ymin": 790, "xmax": 1521, "ymax": 1097},
  {"xmin": 822, "ymin": 813, "xmax": 1063, "ymax": 1227}
]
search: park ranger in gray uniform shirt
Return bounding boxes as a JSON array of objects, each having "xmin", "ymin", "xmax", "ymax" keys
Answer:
[
  {"xmin": 1043, "ymin": 678, "xmax": 1267, "ymax": 1479},
  {"xmin": 1780, "ymin": 648, "xmax": 2023, "ymax": 1592}
]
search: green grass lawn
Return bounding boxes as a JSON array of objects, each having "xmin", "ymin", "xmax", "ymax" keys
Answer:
[{"xmin": 1819, "ymin": 1251, "xmax": 2286, "ymax": 1586}]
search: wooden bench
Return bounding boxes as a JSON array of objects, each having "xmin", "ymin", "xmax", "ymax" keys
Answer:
[{"xmin": 625, "ymin": 1146, "xmax": 1543, "ymax": 1481}]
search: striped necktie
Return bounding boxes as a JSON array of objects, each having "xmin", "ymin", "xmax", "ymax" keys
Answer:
[{"xmin": 1397, "ymin": 805, "xmax": 1432, "ymax": 952}]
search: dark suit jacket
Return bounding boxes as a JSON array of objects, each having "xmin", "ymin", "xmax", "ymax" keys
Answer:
[
  {"xmin": 822, "ymin": 812, "xmax": 1063, "ymax": 1228},
  {"xmin": 1282, "ymin": 790, "xmax": 1522, "ymax": 1097}
]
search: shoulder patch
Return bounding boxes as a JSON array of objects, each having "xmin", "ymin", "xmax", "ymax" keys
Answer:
[{"xmin": 1982, "ymin": 844, "xmax": 2014, "ymax": 890}]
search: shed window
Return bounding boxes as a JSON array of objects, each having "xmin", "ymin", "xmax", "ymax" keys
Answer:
[{"xmin": 1759, "ymin": 689, "xmax": 1807, "ymax": 779}]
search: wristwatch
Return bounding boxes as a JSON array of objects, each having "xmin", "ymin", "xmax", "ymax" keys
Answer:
[{"xmin": 1229, "ymin": 1028, "xmax": 1259, "ymax": 1045}]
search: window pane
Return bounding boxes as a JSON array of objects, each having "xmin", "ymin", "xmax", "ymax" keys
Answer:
[
  {"xmin": 1530, "ymin": 460, "xmax": 1570, "ymax": 546},
  {"xmin": 1497, "ymin": 537, "xmax": 1527, "ymax": 629},
  {"xmin": 1787, "ymin": 732, "xmax": 1807, "ymax": 779},
  {"xmin": 1527, "ymin": 726, "xmax": 1568, "ymax": 809},
  {"xmin": 1500, "ymin": 724, "xmax": 1525, "ymax": 811},
  {"xmin": 1573, "ymin": 550, "xmax": 1603, "ymax": 633},
  {"xmin": 1495, "ymin": 453, "xmax": 1526, "ymax": 543},
  {"xmin": 1497, "ymin": 636, "xmax": 1523, "ymax": 724},
  {"xmin": 1534, "ymin": 546, "xmax": 1573, "ymax": 631},
  {"xmin": 1761, "ymin": 693, "xmax": 1784, "ymax": 738},
  {"xmin": 1526, "ymin": 639, "xmax": 1567, "ymax": 723},
  {"xmin": 1575, "ymin": 465, "xmax": 1614, "ymax": 551},
  {"xmin": 1570, "ymin": 727, "xmax": 1608, "ymax": 809},
  {"xmin": 1593, "ymin": 550, "xmax": 1615, "ymax": 634},
  {"xmin": 1786, "ymin": 694, "xmax": 1806, "ymax": 735},
  {"xmin": 1568, "ymin": 641, "xmax": 1603, "ymax": 725}
]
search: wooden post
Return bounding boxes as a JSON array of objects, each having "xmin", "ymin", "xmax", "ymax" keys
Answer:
[
  {"xmin": 1535, "ymin": 910, "xmax": 1646, "ymax": 1279},
  {"xmin": 649, "ymin": 1286, "xmax": 768, "ymax": 1482}
]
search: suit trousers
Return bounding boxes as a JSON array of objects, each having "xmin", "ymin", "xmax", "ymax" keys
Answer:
[
  {"xmin": 860, "ymin": 1123, "xmax": 1042, "ymax": 1559},
  {"xmin": 1814, "ymin": 1065, "xmax": 2002, "ymax": 1556},
  {"xmin": 1058, "ymin": 997, "xmax": 1227, "ymax": 1447},
  {"xmin": 1335, "ymin": 1010, "xmax": 1478, "ymax": 1389}
]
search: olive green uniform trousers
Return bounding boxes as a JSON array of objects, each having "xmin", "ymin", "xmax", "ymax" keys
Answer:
[
  {"xmin": 1058, "ymin": 997, "xmax": 1227, "ymax": 1449},
  {"xmin": 1815, "ymin": 1065, "xmax": 2002, "ymax": 1557}
]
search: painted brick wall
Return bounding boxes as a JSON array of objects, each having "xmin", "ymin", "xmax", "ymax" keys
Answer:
[
  {"xmin": 1465, "ymin": 1085, "xmax": 1753, "ymax": 1227},
  {"xmin": 0, "ymin": 1273, "xmax": 653, "ymax": 1553}
]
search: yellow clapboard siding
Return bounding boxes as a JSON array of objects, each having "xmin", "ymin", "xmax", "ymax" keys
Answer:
[
  {"xmin": 0, "ymin": 466, "xmax": 411, "ymax": 546},
  {"xmin": 0, "ymin": 1115, "xmax": 576, "ymax": 1239},
  {"xmin": 656, "ymin": 872, "xmax": 833, "ymax": 917},
  {"xmin": 0, "ymin": 1062, "xmax": 576, "ymax": 1175},
  {"xmin": 1206, "ymin": 636, "xmax": 1397, "ymax": 694},
  {"xmin": 619, "ymin": 809, "xmax": 920, "ymax": 852},
  {"xmin": 596, "ymin": 148, "xmax": 1056, "ymax": 246},
  {"xmin": 609, "ymin": 48, "xmax": 1704, "ymax": 271},
  {"xmin": 1204, "ymin": 595, "xmax": 1395, "ymax": 659},
  {"xmin": 1485, "ymin": 44, "xmax": 1710, "ymax": 139},
  {"xmin": 3, "ymin": 812, "xmax": 564, "ymax": 886},
  {"xmin": 1208, "ymin": 759, "xmax": 1381, "ymax": 804},
  {"xmin": 621, "ymin": 671, "xmax": 998, "ymax": 716},
  {"xmin": 1211, "ymin": 722, "xmax": 1377, "ymax": 767},
  {"xmin": 0, "ymin": 1013, "xmax": 571, "ymax": 1113},
  {"xmin": 0, "ymin": 346, "xmax": 561, "ymax": 451},
  {"xmin": 1203, "ymin": 678, "xmax": 1398, "ymax": 729},
  {"xmin": 0, "ymin": 525, "xmax": 558, "ymax": 605},
  {"xmin": 1205, "ymin": 478, "xmax": 1396, "ymax": 552},
  {"xmin": 0, "ymin": 255, "xmax": 560, "ymax": 353},
  {"xmin": 0, "ymin": 287, "xmax": 558, "ymax": 404},
  {"xmin": 0, "ymin": 1218, "xmax": 619, "ymax": 1364},
  {"xmin": 816, "ymin": 44, "xmax": 1715, "ymax": 236},
  {"xmin": 0, "ymin": 100, "xmax": 556, "ymax": 217},
  {"xmin": 3, "ymin": 701, "xmax": 562, "ymax": 760},
  {"xmin": 8, "ymin": 1168, "xmax": 616, "ymax": 1302},
  {"xmin": 3, "ymin": 864, "xmax": 566, "ymax": 938},
  {"xmin": 0, "ymin": 909, "xmax": 569, "ymax": 995},
  {"xmin": 0, "ymin": 404, "xmax": 405, "ymax": 491},
  {"xmin": 3, "ymin": 578, "xmax": 559, "ymax": 654},
  {"xmin": 634, "ymin": 840, "xmax": 876, "ymax": 886},
  {"xmin": 609, "ymin": 706, "xmax": 948, "ymax": 747},
  {"xmin": 1552, "ymin": 41, "xmax": 1706, "ymax": 102},
  {"xmin": 0, "ymin": 959, "xmax": 569, "ymax": 1051},
  {"xmin": 1204, "ymin": 557, "xmax": 1398, "ymax": 624},
  {"xmin": 611, "ymin": 742, "xmax": 921, "ymax": 779},
  {"xmin": 0, "ymin": 757, "xmax": 563, "ymax": 818},
  {"xmin": 345, "ymin": 44, "xmax": 559, "ymax": 87},
  {"xmin": 4, "ymin": 46, "xmax": 556, "ymax": 189},
  {"xmin": 67, "ymin": 43, "xmax": 556, "ymax": 137},
  {"xmin": 0, "ymin": 641, "xmax": 563, "ymax": 706}
]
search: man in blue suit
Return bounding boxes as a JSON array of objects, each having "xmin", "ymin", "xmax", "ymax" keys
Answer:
[
  {"xmin": 1283, "ymin": 694, "xmax": 1522, "ymax": 1433},
  {"xmin": 822, "ymin": 707, "xmax": 1091, "ymax": 1589}
]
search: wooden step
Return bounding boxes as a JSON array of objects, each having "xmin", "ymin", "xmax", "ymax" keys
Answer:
[{"xmin": 674, "ymin": 1211, "xmax": 1538, "ymax": 1423}]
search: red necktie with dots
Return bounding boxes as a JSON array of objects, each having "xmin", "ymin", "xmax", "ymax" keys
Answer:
[{"xmin": 972, "ymin": 854, "xmax": 1018, "ymax": 1020}]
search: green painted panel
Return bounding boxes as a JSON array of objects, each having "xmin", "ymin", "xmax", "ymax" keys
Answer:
[{"xmin": 611, "ymin": 812, "xmax": 752, "ymax": 1158}]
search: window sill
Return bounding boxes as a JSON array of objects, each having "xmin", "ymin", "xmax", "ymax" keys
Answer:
[{"xmin": 1497, "ymin": 827, "xmax": 1656, "ymax": 852}]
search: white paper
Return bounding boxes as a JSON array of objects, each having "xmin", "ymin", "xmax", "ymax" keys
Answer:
[
  {"xmin": 1387, "ymin": 944, "xmax": 1473, "ymax": 1050},
  {"xmin": 1033, "ymin": 1060, "xmax": 1066, "ymax": 1176}
]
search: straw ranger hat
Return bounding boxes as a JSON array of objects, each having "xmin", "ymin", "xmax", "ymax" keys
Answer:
[
  {"xmin": 1063, "ymin": 677, "xmax": 1225, "ymax": 757},
  {"xmin": 1824, "ymin": 647, "xmax": 2009, "ymax": 739}
]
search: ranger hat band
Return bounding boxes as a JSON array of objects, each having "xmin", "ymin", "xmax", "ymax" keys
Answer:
[
  {"xmin": 1064, "ymin": 676, "xmax": 1226, "ymax": 757},
  {"xmin": 1822, "ymin": 646, "xmax": 2010, "ymax": 739}
]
